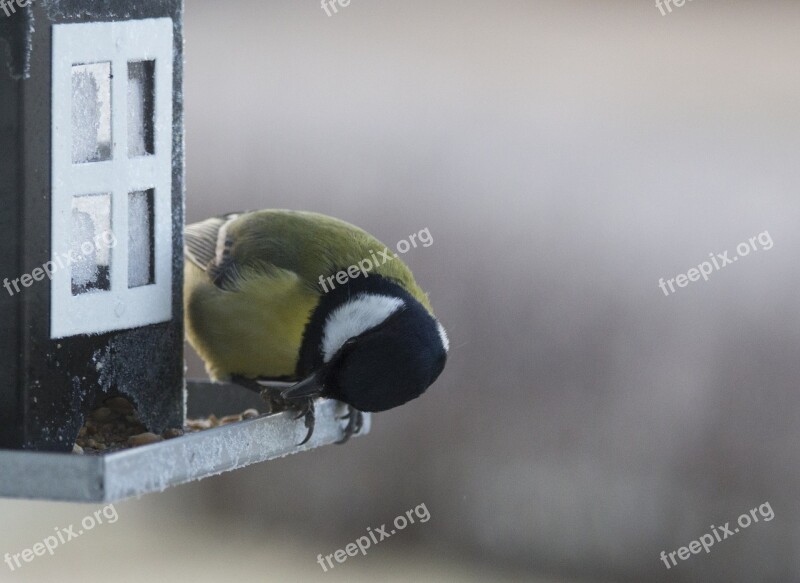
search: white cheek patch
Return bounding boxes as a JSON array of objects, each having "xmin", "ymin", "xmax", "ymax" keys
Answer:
[
  {"xmin": 215, "ymin": 214, "xmax": 240, "ymax": 266},
  {"xmin": 321, "ymin": 294, "xmax": 405, "ymax": 363},
  {"xmin": 437, "ymin": 321, "xmax": 449, "ymax": 353}
]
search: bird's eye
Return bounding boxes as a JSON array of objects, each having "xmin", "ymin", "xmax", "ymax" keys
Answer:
[
  {"xmin": 329, "ymin": 337, "xmax": 358, "ymax": 371},
  {"xmin": 337, "ymin": 338, "xmax": 358, "ymax": 357}
]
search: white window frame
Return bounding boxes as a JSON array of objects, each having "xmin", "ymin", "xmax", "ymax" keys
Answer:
[{"xmin": 51, "ymin": 18, "xmax": 173, "ymax": 339}]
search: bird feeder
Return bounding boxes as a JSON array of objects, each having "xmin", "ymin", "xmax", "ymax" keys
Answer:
[{"xmin": 0, "ymin": 0, "xmax": 367, "ymax": 503}]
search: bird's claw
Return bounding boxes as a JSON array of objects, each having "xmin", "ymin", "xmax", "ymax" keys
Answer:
[
  {"xmin": 294, "ymin": 397, "xmax": 316, "ymax": 446},
  {"xmin": 336, "ymin": 405, "xmax": 363, "ymax": 444}
]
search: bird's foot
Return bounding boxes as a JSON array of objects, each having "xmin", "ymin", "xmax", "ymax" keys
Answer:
[
  {"xmin": 254, "ymin": 387, "xmax": 316, "ymax": 445},
  {"xmin": 336, "ymin": 405, "xmax": 364, "ymax": 444},
  {"xmin": 230, "ymin": 376, "xmax": 316, "ymax": 444},
  {"xmin": 292, "ymin": 397, "xmax": 316, "ymax": 446},
  {"xmin": 258, "ymin": 388, "xmax": 292, "ymax": 415}
]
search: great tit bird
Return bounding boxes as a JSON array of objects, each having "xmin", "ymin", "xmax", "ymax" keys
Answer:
[{"xmin": 183, "ymin": 210, "xmax": 449, "ymax": 444}]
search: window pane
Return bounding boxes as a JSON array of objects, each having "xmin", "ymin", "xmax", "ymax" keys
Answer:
[
  {"xmin": 128, "ymin": 189, "xmax": 155, "ymax": 288},
  {"xmin": 71, "ymin": 194, "xmax": 112, "ymax": 295},
  {"xmin": 128, "ymin": 61, "xmax": 155, "ymax": 157},
  {"xmin": 72, "ymin": 62, "xmax": 112, "ymax": 164}
]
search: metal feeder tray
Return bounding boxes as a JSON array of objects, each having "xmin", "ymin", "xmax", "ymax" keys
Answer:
[{"xmin": 0, "ymin": 380, "xmax": 370, "ymax": 503}]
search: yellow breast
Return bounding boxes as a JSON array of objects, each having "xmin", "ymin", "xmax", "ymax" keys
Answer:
[{"xmin": 184, "ymin": 261, "xmax": 319, "ymax": 381}]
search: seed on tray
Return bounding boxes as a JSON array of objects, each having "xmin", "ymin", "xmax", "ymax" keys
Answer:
[
  {"xmin": 75, "ymin": 395, "xmax": 263, "ymax": 453},
  {"xmin": 89, "ymin": 407, "xmax": 113, "ymax": 421},
  {"xmin": 127, "ymin": 432, "xmax": 164, "ymax": 446},
  {"xmin": 163, "ymin": 428, "xmax": 184, "ymax": 439},
  {"xmin": 106, "ymin": 397, "xmax": 135, "ymax": 412}
]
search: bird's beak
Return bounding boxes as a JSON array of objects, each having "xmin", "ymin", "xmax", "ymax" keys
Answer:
[{"xmin": 281, "ymin": 372, "xmax": 325, "ymax": 400}]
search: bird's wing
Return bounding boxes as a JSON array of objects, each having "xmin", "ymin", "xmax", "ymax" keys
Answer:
[
  {"xmin": 187, "ymin": 209, "xmax": 432, "ymax": 310},
  {"xmin": 184, "ymin": 213, "xmax": 246, "ymax": 289},
  {"xmin": 219, "ymin": 210, "xmax": 418, "ymax": 291}
]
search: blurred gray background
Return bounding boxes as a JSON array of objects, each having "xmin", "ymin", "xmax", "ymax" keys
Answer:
[{"xmin": 3, "ymin": 1, "xmax": 799, "ymax": 581}]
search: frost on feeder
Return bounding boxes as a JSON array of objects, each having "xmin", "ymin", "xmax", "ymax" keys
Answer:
[{"xmin": 0, "ymin": 1, "xmax": 367, "ymax": 503}]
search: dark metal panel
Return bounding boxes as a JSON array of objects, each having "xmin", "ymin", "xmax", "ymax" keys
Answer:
[
  {"xmin": 0, "ymin": 2, "xmax": 33, "ymax": 80},
  {"xmin": 11, "ymin": 0, "xmax": 186, "ymax": 451},
  {"xmin": 0, "ymin": 51, "xmax": 23, "ymax": 449}
]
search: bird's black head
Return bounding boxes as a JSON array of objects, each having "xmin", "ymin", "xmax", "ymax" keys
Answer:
[
  {"xmin": 326, "ymin": 301, "xmax": 447, "ymax": 411},
  {"xmin": 292, "ymin": 276, "xmax": 448, "ymax": 412}
]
